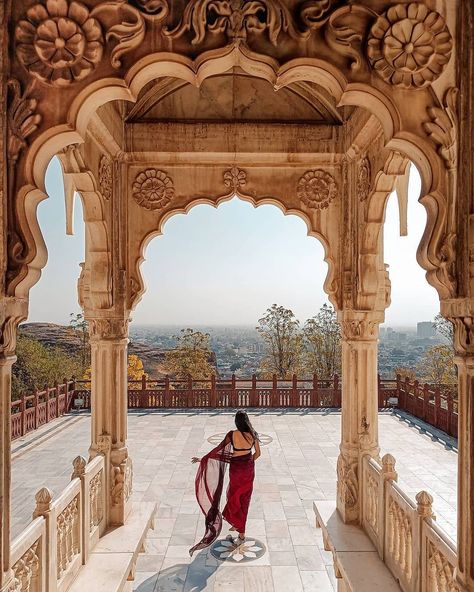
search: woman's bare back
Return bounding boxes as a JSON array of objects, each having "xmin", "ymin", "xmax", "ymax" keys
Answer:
[{"xmin": 232, "ymin": 430, "xmax": 254, "ymax": 457}]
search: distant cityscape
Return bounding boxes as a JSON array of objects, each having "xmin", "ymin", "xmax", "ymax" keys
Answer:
[{"xmin": 130, "ymin": 321, "xmax": 446, "ymax": 379}]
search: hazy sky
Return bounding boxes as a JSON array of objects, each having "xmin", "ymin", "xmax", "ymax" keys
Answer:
[{"xmin": 27, "ymin": 157, "xmax": 440, "ymax": 327}]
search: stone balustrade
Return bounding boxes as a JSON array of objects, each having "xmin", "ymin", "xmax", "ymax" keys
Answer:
[
  {"xmin": 11, "ymin": 455, "xmax": 105, "ymax": 592},
  {"xmin": 360, "ymin": 454, "xmax": 458, "ymax": 592}
]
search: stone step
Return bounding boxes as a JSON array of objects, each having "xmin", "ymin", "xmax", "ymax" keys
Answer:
[
  {"xmin": 314, "ymin": 501, "xmax": 401, "ymax": 592},
  {"xmin": 69, "ymin": 502, "xmax": 156, "ymax": 592}
]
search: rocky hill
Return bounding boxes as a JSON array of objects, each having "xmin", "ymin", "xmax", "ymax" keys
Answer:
[{"xmin": 19, "ymin": 323, "xmax": 217, "ymax": 378}]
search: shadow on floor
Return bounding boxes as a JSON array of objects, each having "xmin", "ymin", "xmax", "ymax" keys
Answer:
[{"xmin": 136, "ymin": 549, "xmax": 220, "ymax": 592}]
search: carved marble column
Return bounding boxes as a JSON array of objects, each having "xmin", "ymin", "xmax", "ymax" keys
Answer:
[
  {"xmin": 88, "ymin": 317, "xmax": 132, "ymax": 526},
  {"xmin": 0, "ymin": 353, "xmax": 15, "ymax": 592},
  {"xmin": 452, "ymin": 318, "xmax": 474, "ymax": 591},
  {"xmin": 336, "ymin": 310, "xmax": 383, "ymax": 524}
]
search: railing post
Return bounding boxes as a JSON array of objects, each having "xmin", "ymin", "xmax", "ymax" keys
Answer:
[
  {"xmin": 433, "ymin": 386, "xmax": 440, "ymax": 428},
  {"xmin": 404, "ymin": 376, "xmax": 410, "ymax": 411},
  {"xmin": 447, "ymin": 393, "xmax": 454, "ymax": 437},
  {"xmin": 272, "ymin": 374, "xmax": 278, "ymax": 407},
  {"xmin": 291, "ymin": 374, "xmax": 298, "ymax": 407},
  {"xmin": 55, "ymin": 381, "xmax": 60, "ymax": 418},
  {"xmin": 64, "ymin": 377, "xmax": 71, "ymax": 411},
  {"xmin": 334, "ymin": 374, "xmax": 340, "ymax": 408},
  {"xmin": 33, "ymin": 487, "xmax": 54, "ymax": 589},
  {"xmin": 231, "ymin": 374, "xmax": 236, "ymax": 407},
  {"xmin": 422, "ymin": 383, "xmax": 430, "ymax": 421},
  {"xmin": 188, "ymin": 376, "xmax": 193, "ymax": 408},
  {"xmin": 377, "ymin": 373, "xmax": 382, "ymax": 409},
  {"xmin": 210, "ymin": 374, "xmax": 216, "ymax": 407},
  {"xmin": 21, "ymin": 394, "xmax": 27, "ymax": 436},
  {"xmin": 251, "ymin": 374, "xmax": 257, "ymax": 407},
  {"xmin": 164, "ymin": 375, "xmax": 170, "ymax": 407},
  {"xmin": 141, "ymin": 374, "xmax": 147, "ymax": 408},
  {"xmin": 34, "ymin": 390, "xmax": 39, "ymax": 429},
  {"xmin": 313, "ymin": 373, "xmax": 319, "ymax": 408},
  {"xmin": 44, "ymin": 386, "xmax": 50, "ymax": 423}
]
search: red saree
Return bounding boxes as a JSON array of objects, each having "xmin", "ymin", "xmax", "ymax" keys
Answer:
[{"xmin": 190, "ymin": 431, "xmax": 255, "ymax": 556}]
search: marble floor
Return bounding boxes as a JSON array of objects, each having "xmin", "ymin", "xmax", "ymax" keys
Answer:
[{"xmin": 11, "ymin": 410, "xmax": 458, "ymax": 591}]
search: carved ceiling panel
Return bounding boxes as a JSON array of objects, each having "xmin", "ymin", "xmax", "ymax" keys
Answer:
[{"xmin": 126, "ymin": 74, "xmax": 343, "ymax": 124}]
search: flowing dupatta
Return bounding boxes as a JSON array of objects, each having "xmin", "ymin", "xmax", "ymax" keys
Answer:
[{"xmin": 189, "ymin": 430, "xmax": 234, "ymax": 556}]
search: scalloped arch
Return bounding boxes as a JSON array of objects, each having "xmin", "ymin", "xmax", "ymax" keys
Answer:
[{"xmin": 131, "ymin": 191, "xmax": 338, "ymax": 312}]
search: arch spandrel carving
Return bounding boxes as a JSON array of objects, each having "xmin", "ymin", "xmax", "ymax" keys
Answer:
[{"xmin": 3, "ymin": 0, "xmax": 462, "ymax": 314}]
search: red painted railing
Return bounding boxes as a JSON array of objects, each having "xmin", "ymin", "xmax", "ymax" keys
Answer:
[
  {"xmin": 76, "ymin": 374, "xmax": 342, "ymax": 410},
  {"xmin": 12, "ymin": 374, "xmax": 459, "ymax": 440},
  {"xmin": 10, "ymin": 379, "xmax": 76, "ymax": 441},
  {"xmin": 394, "ymin": 375, "xmax": 458, "ymax": 438}
]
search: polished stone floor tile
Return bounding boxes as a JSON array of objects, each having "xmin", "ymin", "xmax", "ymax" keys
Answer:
[{"xmin": 11, "ymin": 410, "xmax": 459, "ymax": 590}]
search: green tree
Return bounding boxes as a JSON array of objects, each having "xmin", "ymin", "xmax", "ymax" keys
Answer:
[
  {"xmin": 256, "ymin": 304, "xmax": 302, "ymax": 378},
  {"xmin": 69, "ymin": 312, "xmax": 90, "ymax": 374},
  {"xmin": 433, "ymin": 313, "xmax": 454, "ymax": 345},
  {"xmin": 164, "ymin": 329, "xmax": 215, "ymax": 379},
  {"xmin": 12, "ymin": 335, "xmax": 82, "ymax": 399},
  {"xmin": 303, "ymin": 304, "xmax": 341, "ymax": 378},
  {"xmin": 418, "ymin": 345, "xmax": 456, "ymax": 386}
]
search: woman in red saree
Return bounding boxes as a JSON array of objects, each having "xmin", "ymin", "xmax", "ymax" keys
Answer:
[{"xmin": 190, "ymin": 411, "xmax": 261, "ymax": 556}]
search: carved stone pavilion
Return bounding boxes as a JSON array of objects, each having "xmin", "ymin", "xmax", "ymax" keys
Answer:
[{"xmin": 0, "ymin": 0, "xmax": 473, "ymax": 590}]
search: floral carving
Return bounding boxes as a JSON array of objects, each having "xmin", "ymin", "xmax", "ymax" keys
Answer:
[
  {"xmin": 132, "ymin": 169, "xmax": 175, "ymax": 210},
  {"xmin": 300, "ymin": 0, "xmax": 333, "ymax": 29},
  {"xmin": 424, "ymin": 87, "xmax": 458, "ymax": 170},
  {"xmin": 357, "ymin": 157, "xmax": 371, "ymax": 202},
  {"xmin": 98, "ymin": 155, "xmax": 112, "ymax": 200},
  {"xmin": 224, "ymin": 167, "xmax": 247, "ymax": 191},
  {"xmin": 15, "ymin": 0, "xmax": 104, "ymax": 87},
  {"xmin": 367, "ymin": 3, "xmax": 452, "ymax": 89},
  {"xmin": 132, "ymin": 0, "xmax": 169, "ymax": 17},
  {"xmin": 297, "ymin": 170, "xmax": 337, "ymax": 210},
  {"xmin": 166, "ymin": 0, "xmax": 301, "ymax": 46},
  {"xmin": 12, "ymin": 542, "xmax": 40, "ymax": 592},
  {"xmin": 337, "ymin": 454, "xmax": 358, "ymax": 509},
  {"xmin": 111, "ymin": 456, "xmax": 133, "ymax": 505},
  {"xmin": 7, "ymin": 79, "xmax": 42, "ymax": 162}
]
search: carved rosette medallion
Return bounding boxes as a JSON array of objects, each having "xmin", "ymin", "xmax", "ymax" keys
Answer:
[
  {"xmin": 367, "ymin": 3, "xmax": 452, "ymax": 89},
  {"xmin": 98, "ymin": 155, "xmax": 112, "ymax": 200},
  {"xmin": 297, "ymin": 170, "xmax": 337, "ymax": 210},
  {"xmin": 132, "ymin": 169, "xmax": 175, "ymax": 210},
  {"xmin": 356, "ymin": 157, "xmax": 371, "ymax": 202},
  {"xmin": 15, "ymin": 0, "xmax": 104, "ymax": 87},
  {"xmin": 224, "ymin": 167, "xmax": 247, "ymax": 192}
]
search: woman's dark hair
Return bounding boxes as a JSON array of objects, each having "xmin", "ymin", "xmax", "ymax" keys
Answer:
[{"xmin": 234, "ymin": 410, "xmax": 259, "ymax": 442}]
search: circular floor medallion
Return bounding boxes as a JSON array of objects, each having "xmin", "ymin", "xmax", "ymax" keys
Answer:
[
  {"xmin": 207, "ymin": 433, "xmax": 273, "ymax": 446},
  {"xmin": 210, "ymin": 537, "xmax": 266, "ymax": 563}
]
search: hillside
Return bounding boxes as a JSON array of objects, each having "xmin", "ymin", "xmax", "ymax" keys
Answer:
[{"xmin": 19, "ymin": 323, "xmax": 217, "ymax": 378}]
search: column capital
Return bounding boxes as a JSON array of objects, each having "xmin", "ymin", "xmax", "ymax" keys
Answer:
[
  {"xmin": 88, "ymin": 317, "xmax": 129, "ymax": 341},
  {"xmin": 338, "ymin": 310, "xmax": 384, "ymax": 341},
  {"xmin": 0, "ymin": 297, "xmax": 28, "ymax": 356}
]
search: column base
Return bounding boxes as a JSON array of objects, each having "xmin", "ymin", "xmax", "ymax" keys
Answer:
[{"xmin": 110, "ymin": 447, "xmax": 133, "ymax": 526}]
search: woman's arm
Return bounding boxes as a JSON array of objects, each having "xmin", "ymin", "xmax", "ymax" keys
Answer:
[
  {"xmin": 253, "ymin": 440, "xmax": 261, "ymax": 461},
  {"xmin": 191, "ymin": 457, "xmax": 201, "ymax": 463}
]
